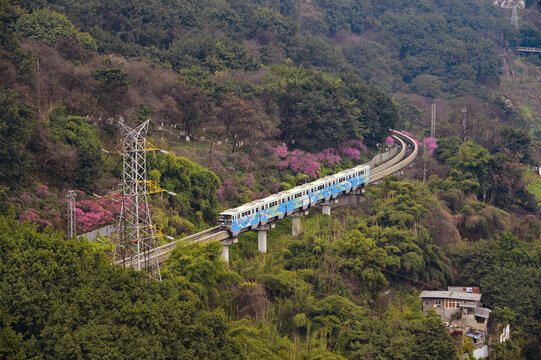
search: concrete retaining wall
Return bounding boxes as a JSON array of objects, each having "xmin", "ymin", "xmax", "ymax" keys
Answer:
[{"xmin": 78, "ymin": 224, "xmax": 118, "ymax": 241}]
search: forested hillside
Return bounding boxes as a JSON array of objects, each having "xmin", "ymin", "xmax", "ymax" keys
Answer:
[{"xmin": 1, "ymin": 0, "xmax": 541, "ymax": 359}]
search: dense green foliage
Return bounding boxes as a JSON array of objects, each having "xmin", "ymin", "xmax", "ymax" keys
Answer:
[
  {"xmin": 0, "ymin": 217, "xmax": 293, "ymax": 359},
  {"xmin": 451, "ymin": 232, "xmax": 541, "ymax": 359},
  {"xmin": 15, "ymin": 8, "xmax": 96, "ymax": 51},
  {"xmin": 0, "ymin": 88, "xmax": 34, "ymax": 185},
  {"xmin": 0, "ymin": 0, "xmax": 540, "ymax": 358},
  {"xmin": 47, "ymin": 107, "xmax": 103, "ymax": 188},
  {"xmin": 148, "ymin": 153, "xmax": 221, "ymax": 225},
  {"xmin": 433, "ymin": 133, "xmax": 537, "ymax": 210},
  {"xmin": 13, "ymin": 0, "xmax": 524, "ymax": 97}
]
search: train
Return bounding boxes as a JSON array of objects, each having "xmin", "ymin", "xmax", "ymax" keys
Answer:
[{"xmin": 218, "ymin": 163, "xmax": 371, "ymax": 236}]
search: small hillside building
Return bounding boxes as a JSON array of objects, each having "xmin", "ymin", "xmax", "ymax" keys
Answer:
[{"xmin": 420, "ymin": 287, "xmax": 491, "ymax": 357}]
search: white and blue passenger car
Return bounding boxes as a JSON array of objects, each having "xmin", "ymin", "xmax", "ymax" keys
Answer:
[{"xmin": 218, "ymin": 164, "xmax": 370, "ymax": 236}]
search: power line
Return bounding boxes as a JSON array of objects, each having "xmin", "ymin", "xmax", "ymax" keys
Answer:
[
  {"xmin": 0, "ymin": 134, "xmax": 100, "ymax": 197},
  {"xmin": 0, "ymin": 172, "xmax": 53, "ymax": 209}
]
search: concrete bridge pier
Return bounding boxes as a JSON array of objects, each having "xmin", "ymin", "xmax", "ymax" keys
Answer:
[
  {"xmin": 291, "ymin": 211, "xmax": 308, "ymax": 236},
  {"xmin": 321, "ymin": 200, "xmax": 338, "ymax": 216},
  {"xmin": 321, "ymin": 204, "xmax": 331, "ymax": 216},
  {"xmin": 221, "ymin": 244, "xmax": 230, "ymax": 262},
  {"xmin": 221, "ymin": 237, "xmax": 238, "ymax": 262},
  {"xmin": 256, "ymin": 223, "xmax": 275, "ymax": 253}
]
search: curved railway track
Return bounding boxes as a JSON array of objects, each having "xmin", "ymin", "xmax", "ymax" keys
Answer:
[
  {"xmin": 117, "ymin": 130, "xmax": 419, "ymax": 268},
  {"xmin": 369, "ymin": 130, "xmax": 418, "ymax": 183}
]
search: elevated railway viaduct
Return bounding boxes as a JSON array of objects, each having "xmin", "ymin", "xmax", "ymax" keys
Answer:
[{"xmin": 115, "ymin": 130, "xmax": 419, "ymax": 268}]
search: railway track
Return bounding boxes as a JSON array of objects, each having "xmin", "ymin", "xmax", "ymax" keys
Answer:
[
  {"xmin": 369, "ymin": 130, "xmax": 418, "ymax": 183},
  {"xmin": 119, "ymin": 130, "xmax": 419, "ymax": 268}
]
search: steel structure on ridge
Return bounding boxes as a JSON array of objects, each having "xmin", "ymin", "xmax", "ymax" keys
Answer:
[
  {"xmin": 115, "ymin": 120, "xmax": 162, "ymax": 280},
  {"xmin": 66, "ymin": 190, "xmax": 76, "ymax": 239},
  {"xmin": 511, "ymin": 1, "xmax": 520, "ymax": 30}
]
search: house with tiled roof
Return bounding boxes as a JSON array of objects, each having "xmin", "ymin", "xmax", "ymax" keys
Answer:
[{"xmin": 420, "ymin": 286, "xmax": 491, "ymax": 358}]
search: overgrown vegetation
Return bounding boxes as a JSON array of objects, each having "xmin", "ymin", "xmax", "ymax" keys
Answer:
[{"xmin": 1, "ymin": 0, "xmax": 541, "ymax": 358}]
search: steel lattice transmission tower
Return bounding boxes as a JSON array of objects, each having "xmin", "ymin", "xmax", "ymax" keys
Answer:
[
  {"xmin": 511, "ymin": 1, "xmax": 520, "ymax": 30},
  {"xmin": 115, "ymin": 120, "xmax": 163, "ymax": 280},
  {"xmin": 66, "ymin": 190, "xmax": 76, "ymax": 239}
]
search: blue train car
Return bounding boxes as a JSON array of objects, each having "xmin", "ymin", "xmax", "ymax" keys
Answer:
[{"xmin": 219, "ymin": 165, "xmax": 370, "ymax": 236}]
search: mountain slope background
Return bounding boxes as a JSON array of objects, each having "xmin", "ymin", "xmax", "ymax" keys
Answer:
[{"xmin": 1, "ymin": 0, "xmax": 541, "ymax": 359}]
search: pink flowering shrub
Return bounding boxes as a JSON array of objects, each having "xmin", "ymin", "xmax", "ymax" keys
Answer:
[
  {"xmin": 74, "ymin": 199, "xmax": 116, "ymax": 232},
  {"xmin": 276, "ymin": 145, "xmax": 288, "ymax": 158},
  {"xmin": 243, "ymin": 173, "xmax": 255, "ymax": 188},
  {"xmin": 205, "ymin": 149, "xmax": 228, "ymax": 174},
  {"xmin": 335, "ymin": 139, "xmax": 367, "ymax": 160},
  {"xmin": 20, "ymin": 192, "xmax": 33, "ymax": 204},
  {"xmin": 385, "ymin": 136, "xmax": 395, "ymax": 146},
  {"xmin": 228, "ymin": 152, "xmax": 256, "ymax": 170},
  {"xmin": 338, "ymin": 146, "xmax": 361, "ymax": 160},
  {"xmin": 345, "ymin": 139, "xmax": 368, "ymax": 153},
  {"xmin": 19, "ymin": 209, "xmax": 53, "ymax": 228},
  {"xmin": 36, "ymin": 184, "xmax": 55, "ymax": 198},
  {"xmin": 217, "ymin": 178, "xmax": 238, "ymax": 200},
  {"xmin": 424, "ymin": 137, "xmax": 438, "ymax": 155},
  {"xmin": 316, "ymin": 148, "xmax": 341, "ymax": 167},
  {"xmin": 70, "ymin": 197, "xmax": 121, "ymax": 233},
  {"xmin": 274, "ymin": 146, "xmax": 321, "ymax": 178},
  {"xmin": 283, "ymin": 149, "xmax": 321, "ymax": 178}
]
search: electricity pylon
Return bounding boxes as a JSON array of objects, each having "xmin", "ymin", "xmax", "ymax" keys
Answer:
[
  {"xmin": 66, "ymin": 190, "xmax": 76, "ymax": 239},
  {"xmin": 114, "ymin": 120, "xmax": 170, "ymax": 280},
  {"xmin": 511, "ymin": 1, "xmax": 520, "ymax": 30}
]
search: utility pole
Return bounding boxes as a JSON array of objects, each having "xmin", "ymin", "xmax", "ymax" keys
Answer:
[
  {"xmin": 66, "ymin": 190, "xmax": 76, "ymax": 239},
  {"xmin": 114, "ymin": 120, "xmax": 171, "ymax": 280},
  {"xmin": 422, "ymin": 138, "xmax": 427, "ymax": 184},
  {"xmin": 511, "ymin": 1, "xmax": 520, "ymax": 30},
  {"xmin": 37, "ymin": 58, "xmax": 41, "ymax": 116},
  {"xmin": 431, "ymin": 103, "xmax": 436, "ymax": 139},
  {"xmin": 461, "ymin": 107, "xmax": 468, "ymax": 141}
]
